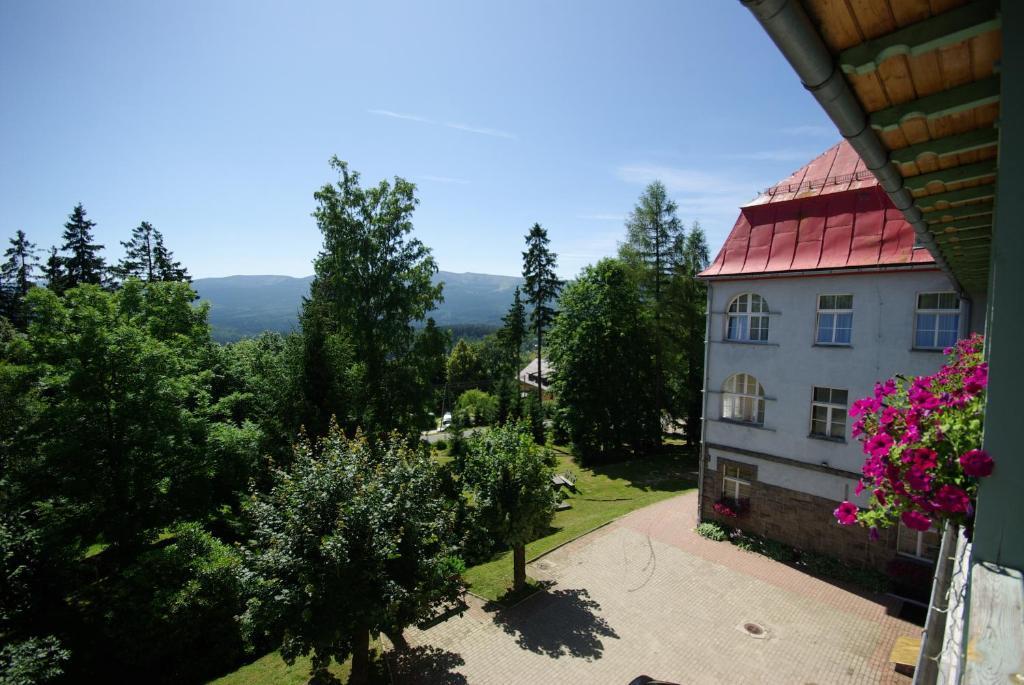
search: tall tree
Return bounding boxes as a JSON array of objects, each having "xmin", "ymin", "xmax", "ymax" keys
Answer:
[
  {"xmin": 239, "ymin": 427, "xmax": 463, "ymax": 685},
  {"xmin": 447, "ymin": 338, "xmax": 481, "ymax": 394},
  {"xmin": 1, "ymin": 231, "xmax": 39, "ymax": 325},
  {"xmin": 152, "ymin": 229, "xmax": 190, "ymax": 282},
  {"xmin": 521, "ymin": 223, "xmax": 561, "ymax": 407},
  {"xmin": 673, "ymin": 222, "xmax": 710, "ymax": 451},
  {"xmin": 463, "ymin": 422, "xmax": 556, "ymax": 592},
  {"xmin": 548, "ymin": 259, "xmax": 660, "ymax": 459},
  {"xmin": 619, "ymin": 181, "xmax": 684, "ymax": 429},
  {"xmin": 499, "ymin": 286, "xmax": 527, "ymax": 377},
  {"xmin": 59, "ymin": 204, "xmax": 106, "ymax": 289},
  {"xmin": 42, "ymin": 247, "xmax": 67, "ymax": 295},
  {"xmin": 302, "ymin": 157, "xmax": 443, "ymax": 438},
  {"xmin": 2, "ymin": 231, "xmax": 39, "ymax": 297}
]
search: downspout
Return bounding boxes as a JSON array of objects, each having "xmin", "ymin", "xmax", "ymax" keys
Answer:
[
  {"xmin": 697, "ymin": 281, "xmax": 713, "ymax": 521},
  {"xmin": 740, "ymin": 0, "xmax": 967, "ymax": 297}
]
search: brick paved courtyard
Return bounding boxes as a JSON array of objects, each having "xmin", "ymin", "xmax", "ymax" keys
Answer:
[{"xmin": 388, "ymin": 491, "xmax": 919, "ymax": 684}]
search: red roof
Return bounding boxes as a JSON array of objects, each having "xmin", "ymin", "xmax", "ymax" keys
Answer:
[{"xmin": 699, "ymin": 141, "xmax": 934, "ymax": 279}]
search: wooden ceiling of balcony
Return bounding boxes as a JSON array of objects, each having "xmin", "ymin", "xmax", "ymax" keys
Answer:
[{"xmin": 799, "ymin": 0, "xmax": 1002, "ymax": 294}]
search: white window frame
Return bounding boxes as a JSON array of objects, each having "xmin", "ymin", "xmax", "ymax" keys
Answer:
[
  {"xmin": 721, "ymin": 464, "xmax": 752, "ymax": 501},
  {"xmin": 726, "ymin": 293, "xmax": 770, "ymax": 343},
  {"xmin": 815, "ymin": 294, "xmax": 854, "ymax": 345},
  {"xmin": 721, "ymin": 373, "xmax": 766, "ymax": 426},
  {"xmin": 897, "ymin": 523, "xmax": 940, "ymax": 562},
  {"xmin": 913, "ymin": 292, "xmax": 961, "ymax": 350},
  {"xmin": 810, "ymin": 386, "xmax": 848, "ymax": 439}
]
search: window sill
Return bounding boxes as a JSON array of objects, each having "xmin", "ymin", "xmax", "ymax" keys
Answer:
[
  {"xmin": 807, "ymin": 433, "xmax": 846, "ymax": 444},
  {"xmin": 714, "ymin": 340, "xmax": 780, "ymax": 347},
  {"xmin": 910, "ymin": 347, "xmax": 946, "ymax": 353},
  {"xmin": 713, "ymin": 418, "xmax": 776, "ymax": 432},
  {"xmin": 813, "ymin": 343, "xmax": 853, "ymax": 349}
]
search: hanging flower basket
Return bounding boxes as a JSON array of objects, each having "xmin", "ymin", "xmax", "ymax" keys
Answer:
[{"xmin": 833, "ymin": 335, "xmax": 994, "ymax": 538}]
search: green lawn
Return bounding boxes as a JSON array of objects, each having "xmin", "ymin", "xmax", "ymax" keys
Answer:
[
  {"xmin": 462, "ymin": 441, "xmax": 697, "ymax": 601},
  {"xmin": 208, "ymin": 645, "xmax": 386, "ymax": 685}
]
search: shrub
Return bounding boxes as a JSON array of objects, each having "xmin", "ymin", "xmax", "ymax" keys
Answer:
[
  {"xmin": 455, "ymin": 389, "xmax": 497, "ymax": 426},
  {"xmin": 434, "ymin": 439, "xmax": 448, "ymax": 451},
  {"xmin": 696, "ymin": 522, "xmax": 728, "ymax": 542}
]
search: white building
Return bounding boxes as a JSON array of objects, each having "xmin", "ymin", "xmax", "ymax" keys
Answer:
[{"xmin": 697, "ymin": 141, "xmax": 983, "ymax": 576}]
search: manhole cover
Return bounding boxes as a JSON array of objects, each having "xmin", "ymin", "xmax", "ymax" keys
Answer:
[{"xmin": 737, "ymin": 621, "xmax": 768, "ymax": 639}]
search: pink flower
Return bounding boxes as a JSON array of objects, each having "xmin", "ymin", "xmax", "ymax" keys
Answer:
[
  {"xmin": 854, "ymin": 480, "xmax": 865, "ymax": 496},
  {"xmin": 862, "ymin": 455, "xmax": 885, "ymax": 479},
  {"xmin": 873, "ymin": 488, "xmax": 887, "ymax": 506},
  {"xmin": 932, "ymin": 484, "xmax": 970, "ymax": 514},
  {"xmin": 905, "ymin": 448, "xmax": 938, "ymax": 470},
  {"xmin": 880, "ymin": 407, "xmax": 901, "ymax": 426},
  {"xmin": 834, "ymin": 501, "xmax": 859, "ymax": 526},
  {"xmin": 901, "ymin": 510, "xmax": 932, "ymax": 532},
  {"xmin": 906, "ymin": 467, "xmax": 932, "ymax": 492},
  {"xmin": 959, "ymin": 449, "xmax": 994, "ymax": 478},
  {"xmin": 864, "ymin": 433, "xmax": 894, "ymax": 458}
]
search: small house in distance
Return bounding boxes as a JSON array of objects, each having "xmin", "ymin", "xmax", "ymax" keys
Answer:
[
  {"xmin": 696, "ymin": 140, "xmax": 984, "ymax": 582},
  {"xmin": 518, "ymin": 357, "xmax": 555, "ymax": 400}
]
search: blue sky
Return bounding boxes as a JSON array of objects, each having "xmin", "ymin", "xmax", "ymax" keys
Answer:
[{"xmin": 0, "ymin": 0, "xmax": 838, "ymax": 280}]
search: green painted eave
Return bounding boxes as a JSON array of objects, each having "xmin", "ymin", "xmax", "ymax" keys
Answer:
[{"xmin": 870, "ymin": 76, "xmax": 1000, "ymax": 133}]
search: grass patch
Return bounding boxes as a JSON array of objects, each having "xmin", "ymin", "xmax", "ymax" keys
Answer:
[
  {"xmin": 208, "ymin": 644, "xmax": 386, "ymax": 685},
  {"xmin": 462, "ymin": 442, "xmax": 696, "ymax": 600}
]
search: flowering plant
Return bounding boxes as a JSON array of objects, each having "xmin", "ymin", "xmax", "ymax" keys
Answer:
[
  {"xmin": 713, "ymin": 498, "xmax": 747, "ymax": 518},
  {"xmin": 833, "ymin": 334, "xmax": 993, "ymax": 538}
]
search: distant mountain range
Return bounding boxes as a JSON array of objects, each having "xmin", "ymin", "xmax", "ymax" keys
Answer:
[{"xmin": 193, "ymin": 271, "xmax": 524, "ymax": 342}]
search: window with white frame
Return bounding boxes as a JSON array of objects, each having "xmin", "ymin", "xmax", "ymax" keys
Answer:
[
  {"xmin": 914, "ymin": 292, "xmax": 960, "ymax": 350},
  {"xmin": 721, "ymin": 463, "xmax": 753, "ymax": 501},
  {"xmin": 815, "ymin": 294, "xmax": 853, "ymax": 345},
  {"xmin": 722, "ymin": 373, "xmax": 765, "ymax": 425},
  {"xmin": 897, "ymin": 522, "xmax": 941, "ymax": 562},
  {"xmin": 726, "ymin": 293, "xmax": 769, "ymax": 342},
  {"xmin": 810, "ymin": 386, "xmax": 848, "ymax": 439}
]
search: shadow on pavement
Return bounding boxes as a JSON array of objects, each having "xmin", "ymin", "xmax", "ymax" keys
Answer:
[
  {"xmin": 485, "ymin": 587, "xmax": 619, "ymax": 661},
  {"xmin": 387, "ymin": 645, "xmax": 468, "ymax": 684}
]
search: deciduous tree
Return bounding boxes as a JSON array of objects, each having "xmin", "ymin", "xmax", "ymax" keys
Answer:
[
  {"xmin": 462, "ymin": 422, "xmax": 556, "ymax": 592},
  {"xmin": 239, "ymin": 427, "xmax": 463, "ymax": 684},
  {"xmin": 548, "ymin": 259, "xmax": 660, "ymax": 459}
]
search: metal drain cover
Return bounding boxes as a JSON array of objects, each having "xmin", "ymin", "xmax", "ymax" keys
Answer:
[{"xmin": 738, "ymin": 621, "xmax": 768, "ymax": 639}]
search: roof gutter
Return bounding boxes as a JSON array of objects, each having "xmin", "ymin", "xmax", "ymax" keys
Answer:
[{"xmin": 739, "ymin": 0, "xmax": 966, "ymax": 295}]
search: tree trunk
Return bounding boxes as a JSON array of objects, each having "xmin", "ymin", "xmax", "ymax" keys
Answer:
[
  {"xmin": 513, "ymin": 543, "xmax": 527, "ymax": 592},
  {"xmin": 349, "ymin": 627, "xmax": 370, "ymax": 685},
  {"xmin": 536, "ymin": 328, "xmax": 543, "ymax": 408}
]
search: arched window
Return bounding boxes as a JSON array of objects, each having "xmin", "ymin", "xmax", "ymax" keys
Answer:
[
  {"xmin": 722, "ymin": 373, "xmax": 765, "ymax": 425},
  {"xmin": 726, "ymin": 293, "xmax": 769, "ymax": 342}
]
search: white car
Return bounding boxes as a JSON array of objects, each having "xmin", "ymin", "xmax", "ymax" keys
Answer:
[{"xmin": 441, "ymin": 412, "xmax": 453, "ymax": 429}]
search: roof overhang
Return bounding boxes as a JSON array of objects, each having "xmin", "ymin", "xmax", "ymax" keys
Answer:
[{"xmin": 741, "ymin": 0, "xmax": 1001, "ymax": 296}]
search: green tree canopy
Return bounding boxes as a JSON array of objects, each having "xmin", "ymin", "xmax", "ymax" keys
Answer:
[
  {"xmin": 58, "ymin": 204, "xmax": 106, "ymax": 290},
  {"xmin": 522, "ymin": 223, "xmax": 561, "ymax": 410},
  {"xmin": 239, "ymin": 427, "xmax": 463, "ymax": 684},
  {"xmin": 548, "ymin": 258, "xmax": 660, "ymax": 459},
  {"xmin": 302, "ymin": 157, "xmax": 444, "ymax": 438},
  {"xmin": 462, "ymin": 422, "xmax": 556, "ymax": 592},
  {"xmin": 1, "ymin": 230, "xmax": 39, "ymax": 325},
  {"xmin": 447, "ymin": 338, "xmax": 481, "ymax": 393}
]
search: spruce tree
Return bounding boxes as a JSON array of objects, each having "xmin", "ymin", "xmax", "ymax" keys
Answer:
[
  {"xmin": 115, "ymin": 221, "xmax": 157, "ymax": 281},
  {"xmin": 1, "ymin": 231, "xmax": 39, "ymax": 325},
  {"xmin": 42, "ymin": 247, "xmax": 67, "ymax": 294},
  {"xmin": 521, "ymin": 223, "xmax": 561, "ymax": 410},
  {"xmin": 60, "ymin": 203, "xmax": 106, "ymax": 288},
  {"xmin": 499, "ymin": 286, "xmax": 527, "ymax": 377},
  {"xmin": 152, "ymin": 229, "xmax": 190, "ymax": 282}
]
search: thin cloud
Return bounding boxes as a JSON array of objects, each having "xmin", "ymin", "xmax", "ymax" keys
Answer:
[
  {"xmin": 443, "ymin": 122, "xmax": 516, "ymax": 139},
  {"xmin": 780, "ymin": 124, "xmax": 836, "ymax": 137},
  {"xmin": 418, "ymin": 174, "xmax": 471, "ymax": 185},
  {"xmin": 367, "ymin": 109, "xmax": 433, "ymax": 123}
]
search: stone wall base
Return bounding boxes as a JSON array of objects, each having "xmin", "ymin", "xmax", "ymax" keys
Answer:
[{"xmin": 701, "ymin": 456, "xmax": 900, "ymax": 573}]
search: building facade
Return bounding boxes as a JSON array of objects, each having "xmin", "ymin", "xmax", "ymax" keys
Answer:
[{"xmin": 697, "ymin": 141, "xmax": 977, "ymax": 575}]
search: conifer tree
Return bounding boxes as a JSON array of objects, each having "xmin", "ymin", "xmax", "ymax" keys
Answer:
[
  {"xmin": 60, "ymin": 204, "xmax": 106, "ymax": 288},
  {"xmin": 152, "ymin": 230, "xmax": 190, "ymax": 282},
  {"xmin": 115, "ymin": 221, "xmax": 157, "ymax": 281},
  {"xmin": 521, "ymin": 223, "xmax": 561, "ymax": 408},
  {"xmin": 1, "ymin": 231, "xmax": 39, "ymax": 325},
  {"xmin": 499, "ymin": 286, "xmax": 527, "ymax": 377},
  {"xmin": 42, "ymin": 247, "xmax": 67, "ymax": 295}
]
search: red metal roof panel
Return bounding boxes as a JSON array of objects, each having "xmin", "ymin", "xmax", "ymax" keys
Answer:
[{"xmin": 699, "ymin": 141, "xmax": 936, "ymax": 278}]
